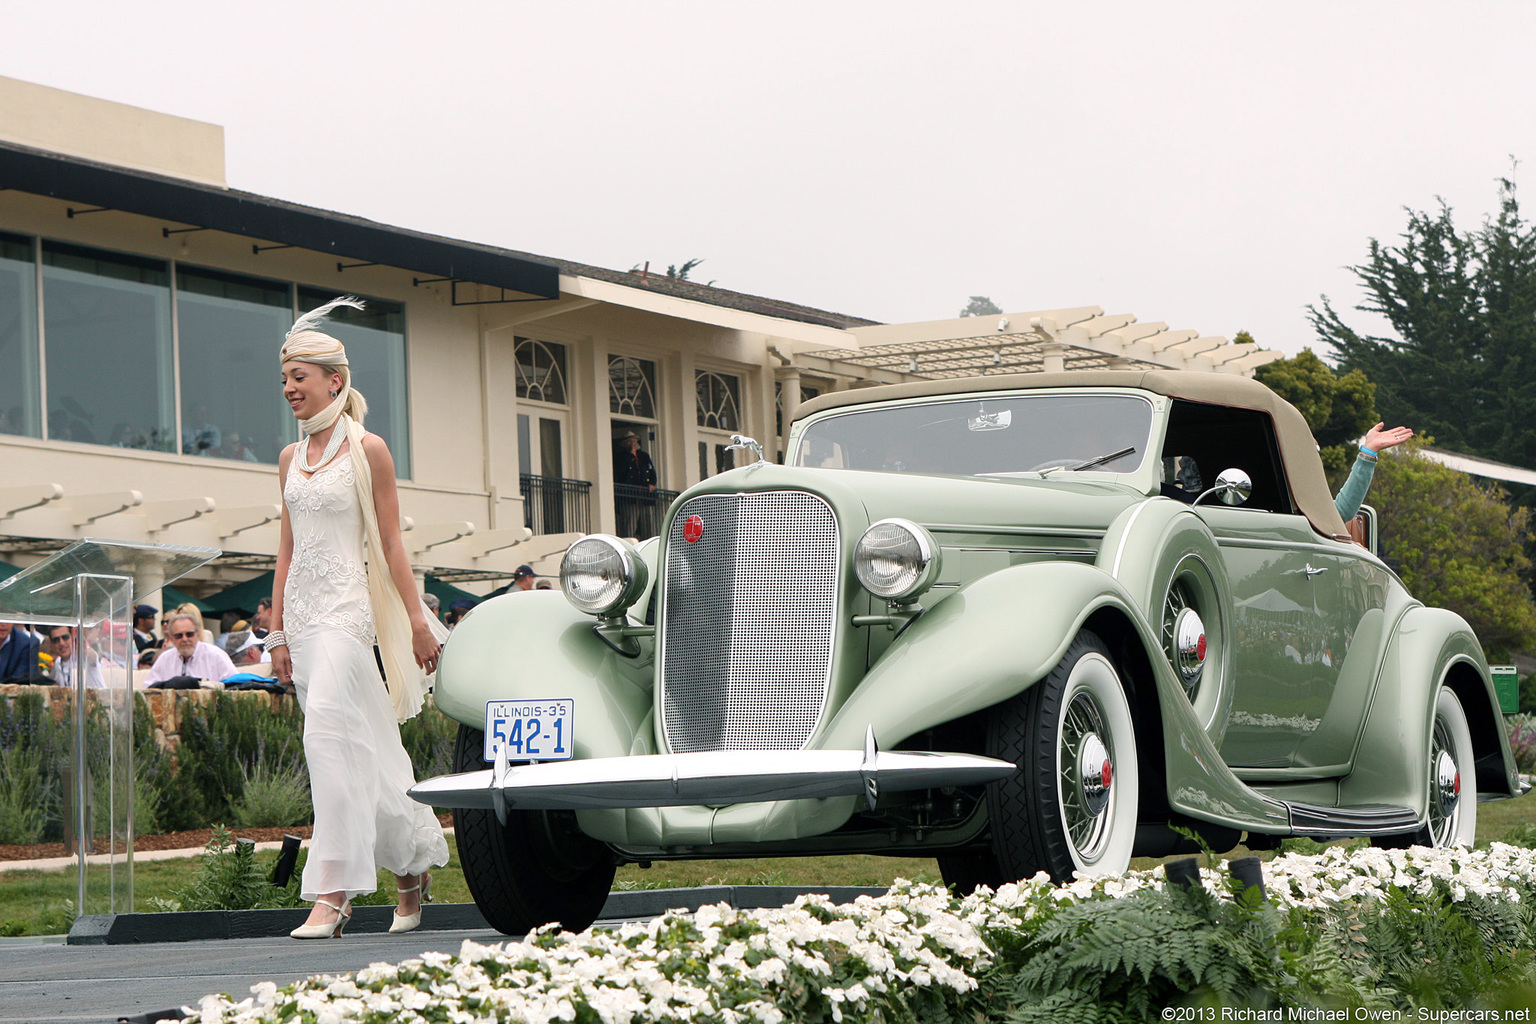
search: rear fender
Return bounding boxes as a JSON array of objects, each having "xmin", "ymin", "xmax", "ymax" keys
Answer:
[
  {"xmin": 432, "ymin": 591, "xmax": 655, "ymax": 763},
  {"xmin": 1343, "ymin": 606, "xmax": 1520, "ymax": 810}
]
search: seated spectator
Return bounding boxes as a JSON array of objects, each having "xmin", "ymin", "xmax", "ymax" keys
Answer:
[
  {"xmin": 422, "ymin": 592, "xmax": 441, "ymax": 622},
  {"xmin": 46, "ymin": 626, "xmax": 106, "ymax": 689},
  {"xmin": 132, "ymin": 605, "xmax": 158, "ymax": 653},
  {"xmin": 224, "ymin": 630, "xmax": 271, "ymax": 668},
  {"xmin": 252, "ymin": 596, "xmax": 273, "ymax": 639},
  {"xmin": 446, "ymin": 599, "xmax": 477, "ymax": 629},
  {"xmin": 145, "ymin": 614, "xmax": 237, "ymax": 685},
  {"xmin": 0, "ymin": 621, "xmax": 40, "ymax": 681}
]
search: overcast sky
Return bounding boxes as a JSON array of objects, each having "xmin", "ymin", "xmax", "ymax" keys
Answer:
[{"xmin": 8, "ymin": 1, "xmax": 1535, "ymax": 357}]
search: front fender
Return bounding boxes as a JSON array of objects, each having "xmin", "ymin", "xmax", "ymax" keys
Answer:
[
  {"xmin": 822, "ymin": 561, "xmax": 1145, "ymax": 750},
  {"xmin": 433, "ymin": 591, "xmax": 655, "ymax": 762},
  {"xmin": 823, "ymin": 559, "xmax": 1290, "ymax": 833}
]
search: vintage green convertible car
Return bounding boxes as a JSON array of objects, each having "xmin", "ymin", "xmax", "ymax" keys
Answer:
[{"xmin": 413, "ymin": 370, "xmax": 1524, "ymax": 935}]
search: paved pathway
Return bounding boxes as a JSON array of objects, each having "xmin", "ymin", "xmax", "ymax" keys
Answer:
[{"xmin": 1, "ymin": 926, "xmax": 512, "ymax": 1024}]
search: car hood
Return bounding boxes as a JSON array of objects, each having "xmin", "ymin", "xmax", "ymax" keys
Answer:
[{"xmin": 676, "ymin": 464, "xmax": 1147, "ymax": 537}]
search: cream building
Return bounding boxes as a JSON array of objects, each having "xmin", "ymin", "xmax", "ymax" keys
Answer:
[{"xmin": 0, "ymin": 77, "xmax": 1279, "ymax": 611}]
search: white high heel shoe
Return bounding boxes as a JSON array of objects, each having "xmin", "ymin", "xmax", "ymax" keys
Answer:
[
  {"xmin": 389, "ymin": 874, "xmax": 433, "ymax": 935},
  {"xmin": 290, "ymin": 897, "xmax": 351, "ymax": 939}
]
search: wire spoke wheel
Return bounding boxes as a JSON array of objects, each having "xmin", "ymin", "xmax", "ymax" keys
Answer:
[
  {"xmin": 1425, "ymin": 687, "xmax": 1476, "ymax": 848},
  {"xmin": 1059, "ymin": 690, "xmax": 1113, "ymax": 857},
  {"xmin": 956, "ymin": 629, "xmax": 1140, "ymax": 890}
]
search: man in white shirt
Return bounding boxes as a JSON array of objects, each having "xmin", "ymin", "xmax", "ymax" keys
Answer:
[
  {"xmin": 145, "ymin": 614, "xmax": 237, "ymax": 685},
  {"xmin": 47, "ymin": 626, "xmax": 106, "ymax": 689}
]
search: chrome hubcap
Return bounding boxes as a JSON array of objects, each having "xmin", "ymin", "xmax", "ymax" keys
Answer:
[
  {"xmin": 1428, "ymin": 717, "xmax": 1461, "ymax": 844},
  {"xmin": 1173, "ymin": 607, "xmax": 1206, "ymax": 688},
  {"xmin": 1435, "ymin": 749, "xmax": 1461, "ymax": 820},
  {"xmin": 1061, "ymin": 690, "xmax": 1113, "ymax": 858},
  {"xmin": 1077, "ymin": 732, "xmax": 1113, "ymax": 817},
  {"xmin": 1163, "ymin": 576, "xmax": 1207, "ymax": 701}
]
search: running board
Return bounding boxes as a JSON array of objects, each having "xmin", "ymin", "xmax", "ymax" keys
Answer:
[
  {"xmin": 409, "ymin": 728, "xmax": 1015, "ymax": 821},
  {"xmin": 1283, "ymin": 801, "xmax": 1420, "ymax": 836}
]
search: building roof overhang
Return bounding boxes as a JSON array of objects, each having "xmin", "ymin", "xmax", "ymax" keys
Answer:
[{"xmin": 0, "ymin": 141, "xmax": 561, "ymax": 299}]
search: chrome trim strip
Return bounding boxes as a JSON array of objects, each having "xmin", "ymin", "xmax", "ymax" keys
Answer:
[{"xmin": 409, "ymin": 748, "xmax": 1017, "ymax": 812}]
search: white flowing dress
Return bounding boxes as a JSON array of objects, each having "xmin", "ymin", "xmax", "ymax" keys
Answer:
[{"xmin": 284, "ymin": 449, "xmax": 449, "ymax": 900}]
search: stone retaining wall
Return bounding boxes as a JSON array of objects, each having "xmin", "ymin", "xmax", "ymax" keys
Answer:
[{"xmin": 0, "ymin": 684, "xmax": 293, "ymax": 751}]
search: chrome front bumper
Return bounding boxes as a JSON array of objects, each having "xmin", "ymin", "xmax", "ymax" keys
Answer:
[{"xmin": 409, "ymin": 728, "xmax": 1015, "ymax": 821}]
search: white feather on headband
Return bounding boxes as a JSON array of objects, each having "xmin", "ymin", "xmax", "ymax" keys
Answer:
[{"xmin": 286, "ymin": 295, "xmax": 365, "ymax": 339}]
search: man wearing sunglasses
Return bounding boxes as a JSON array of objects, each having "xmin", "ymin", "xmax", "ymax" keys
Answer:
[
  {"xmin": 144, "ymin": 613, "xmax": 237, "ymax": 686},
  {"xmin": 47, "ymin": 626, "xmax": 106, "ymax": 689}
]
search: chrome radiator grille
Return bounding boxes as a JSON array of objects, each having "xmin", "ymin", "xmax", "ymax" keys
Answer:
[{"xmin": 660, "ymin": 490, "xmax": 839, "ymax": 753}]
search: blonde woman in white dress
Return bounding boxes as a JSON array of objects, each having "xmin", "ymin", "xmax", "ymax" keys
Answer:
[{"xmin": 268, "ymin": 296, "xmax": 449, "ymax": 939}]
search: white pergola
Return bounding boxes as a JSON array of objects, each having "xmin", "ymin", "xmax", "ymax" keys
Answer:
[{"xmin": 793, "ymin": 306, "xmax": 1282, "ymax": 385}]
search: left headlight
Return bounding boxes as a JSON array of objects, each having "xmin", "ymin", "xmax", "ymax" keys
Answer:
[
  {"xmin": 854, "ymin": 518, "xmax": 941, "ymax": 603},
  {"xmin": 560, "ymin": 534, "xmax": 649, "ymax": 616}
]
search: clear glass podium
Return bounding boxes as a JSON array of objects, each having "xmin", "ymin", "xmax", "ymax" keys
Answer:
[{"xmin": 0, "ymin": 538, "xmax": 218, "ymax": 916}]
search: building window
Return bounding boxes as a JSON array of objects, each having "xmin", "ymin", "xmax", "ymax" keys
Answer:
[
  {"xmin": 42, "ymin": 240, "xmax": 174, "ymax": 450},
  {"xmin": 296, "ymin": 287, "xmax": 410, "ymax": 478},
  {"xmin": 177, "ymin": 266, "xmax": 294, "ymax": 462},
  {"xmin": 696, "ymin": 369, "xmax": 743, "ymax": 479},
  {"xmin": 696, "ymin": 370, "xmax": 740, "ymax": 431},
  {"xmin": 515, "ymin": 338, "xmax": 567, "ymax": 404},
  {"xmin": 0, "ymin": 232, "xmax": 40, "ymax": 438},
  {"xmin": 609, "ymin": 355, "xmax": 656, "ymax": 418}
]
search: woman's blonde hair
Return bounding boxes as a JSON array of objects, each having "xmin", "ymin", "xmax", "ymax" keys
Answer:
[{"xmin": 280, "ymin": 296, "xmax": 370, "ymax": 425}]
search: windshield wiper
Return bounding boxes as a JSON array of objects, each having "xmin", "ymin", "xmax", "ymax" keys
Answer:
[{"xmin": 1040, "ymin": 446, "xmax": 1137, "ymax": 477}]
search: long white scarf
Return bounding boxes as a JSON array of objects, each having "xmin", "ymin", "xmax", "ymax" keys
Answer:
[{"xmin": 299, "ymin": 390, "xmax": 448, "ymax": 722}]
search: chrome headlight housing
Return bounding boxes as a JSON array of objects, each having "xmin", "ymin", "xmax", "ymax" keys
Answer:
[
  {"xmin": 854, "ymin": 518, "xmax": 941, "ymax": 603},
  {"xmin": 560, "ymin": 534, "xmax": 649, "ymax": 616}
]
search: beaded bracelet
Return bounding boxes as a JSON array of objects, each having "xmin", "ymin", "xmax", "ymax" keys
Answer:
[{"xmin": 262, "ymin": 630, "xmax": 289, "ymax": 652}]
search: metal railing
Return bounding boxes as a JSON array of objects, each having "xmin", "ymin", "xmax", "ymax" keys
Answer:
[
  {"xmin": 520, "ymin": 474, "xmax": 592, "ymax": 535},
  {"xmin": 614, "ymin": 483, "xmax": 680, "ymax": 541}
]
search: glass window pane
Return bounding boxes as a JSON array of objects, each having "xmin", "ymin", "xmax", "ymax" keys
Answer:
[
  {"xmin": 42, "ymin": 241, "xmax": 173, "ymax": 449},
  {"xmin": 609, "ymin": 356, "xmax": 657, "ymax": 418},
  {"xmin": 177, "ymin": 266, "xmax": 294, "ymax": 463},
  {"xmin": 0, "ymin": 232, "xmax": 40, "ymax": 437},
  {"xmin": 515, "ymin": 337, "xmax": 567, "ymax": 404},
  {"xmin": 696, "ymin": 370, "xmax": 740, "ymax": 430},
  {"xmin": 296, "ymin": 287, "xmax": 410, "ymax": 478}
]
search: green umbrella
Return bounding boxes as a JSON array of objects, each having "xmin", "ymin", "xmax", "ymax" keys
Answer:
[
  {"xmin": 199, "ymin": 571, "xmax": 276, "ymax": 616},
  {"xmin": 425, "ymin": 574, "xmax": 481, "ymax": 610}
]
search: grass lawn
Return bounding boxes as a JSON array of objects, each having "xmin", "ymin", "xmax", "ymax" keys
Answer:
[{"xmin": 3, "ymin": 791, "xmax": 1532, "ymax": 938}]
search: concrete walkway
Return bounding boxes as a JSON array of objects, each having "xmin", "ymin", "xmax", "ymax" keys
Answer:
[
  {"xmin": 0, "ymin": 839, "xmax": 303, "ymax": 875},
  {"xmin": 1, "ymin": 926, "xmax": 507, "ymax": 1024}
]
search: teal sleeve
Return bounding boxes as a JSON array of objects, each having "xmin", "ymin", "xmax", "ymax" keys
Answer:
[{"xmin": 1334, "ymin": 455, "xmax": 1377, "ymax": 520}]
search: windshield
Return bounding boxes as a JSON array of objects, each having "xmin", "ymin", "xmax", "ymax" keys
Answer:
[{"xmin": 793, "ymin": 393, "xmax": 1155, "ymax": 478}]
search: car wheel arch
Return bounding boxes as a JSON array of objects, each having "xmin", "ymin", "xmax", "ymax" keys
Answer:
[
  {"xmin": 1441, "ymin": 657, "xmax": 1514, "ymax": 796},
  {"xmin": 1082, "ymin": 605, "xmax": 1170, "ymax": 821}
]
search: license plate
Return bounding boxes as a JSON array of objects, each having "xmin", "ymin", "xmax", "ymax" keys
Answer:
[{"xmin": 484, "ymin": 699, "xmax": 574, "ymax": 762}]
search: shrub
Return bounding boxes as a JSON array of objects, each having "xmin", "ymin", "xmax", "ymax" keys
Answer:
[
  {"xmin": 149, "ymin": 825, "xmax": 301, "ymax": 912},
  {"xmin": 230, "ymin": 757, "xmax": 312, "ymax": 829},
  {"xmin": 1507, "ymin": 713, "xmax": 1536, "ymax": 775},
  {"xmin": 0, "ymin": 743, "xmax": 48, "ymax": 845},
  {"xmin": 399, "ymin": 703, "xmax": 457, "ymax": 782}
]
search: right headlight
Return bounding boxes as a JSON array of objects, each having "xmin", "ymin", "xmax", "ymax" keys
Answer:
[
  {"xmin": 560, "ymin": 534, "xmax": 649, "ymax": 616},
  {"xmin": 854, "ymin": 518, "xmax": 941, "ymax": 603}
]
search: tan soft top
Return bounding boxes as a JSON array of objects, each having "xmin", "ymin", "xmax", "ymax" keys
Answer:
[{"xmin": 794, "ymin": 370, "xmax": 1348, "ymax": 540}]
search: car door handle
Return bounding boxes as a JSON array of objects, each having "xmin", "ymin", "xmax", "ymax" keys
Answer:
[{"xmin": 1304, "ymin": 564, "xmax": 1328, "ymax": 577}]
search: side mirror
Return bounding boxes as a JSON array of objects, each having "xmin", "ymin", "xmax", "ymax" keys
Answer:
[{"xmin": 1193, "ymin": 468, "xmax": 1252, "ymax": 507}]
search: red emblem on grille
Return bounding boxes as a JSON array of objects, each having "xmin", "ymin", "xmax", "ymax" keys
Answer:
[{"xmin": 683, "ymin": 515, "xmax": 704, "ymax": 543}]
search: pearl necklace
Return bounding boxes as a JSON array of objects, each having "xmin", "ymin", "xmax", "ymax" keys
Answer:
[{"xmin": 296, "ymin": 422, "xmax": 346, "ymax": 474}]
